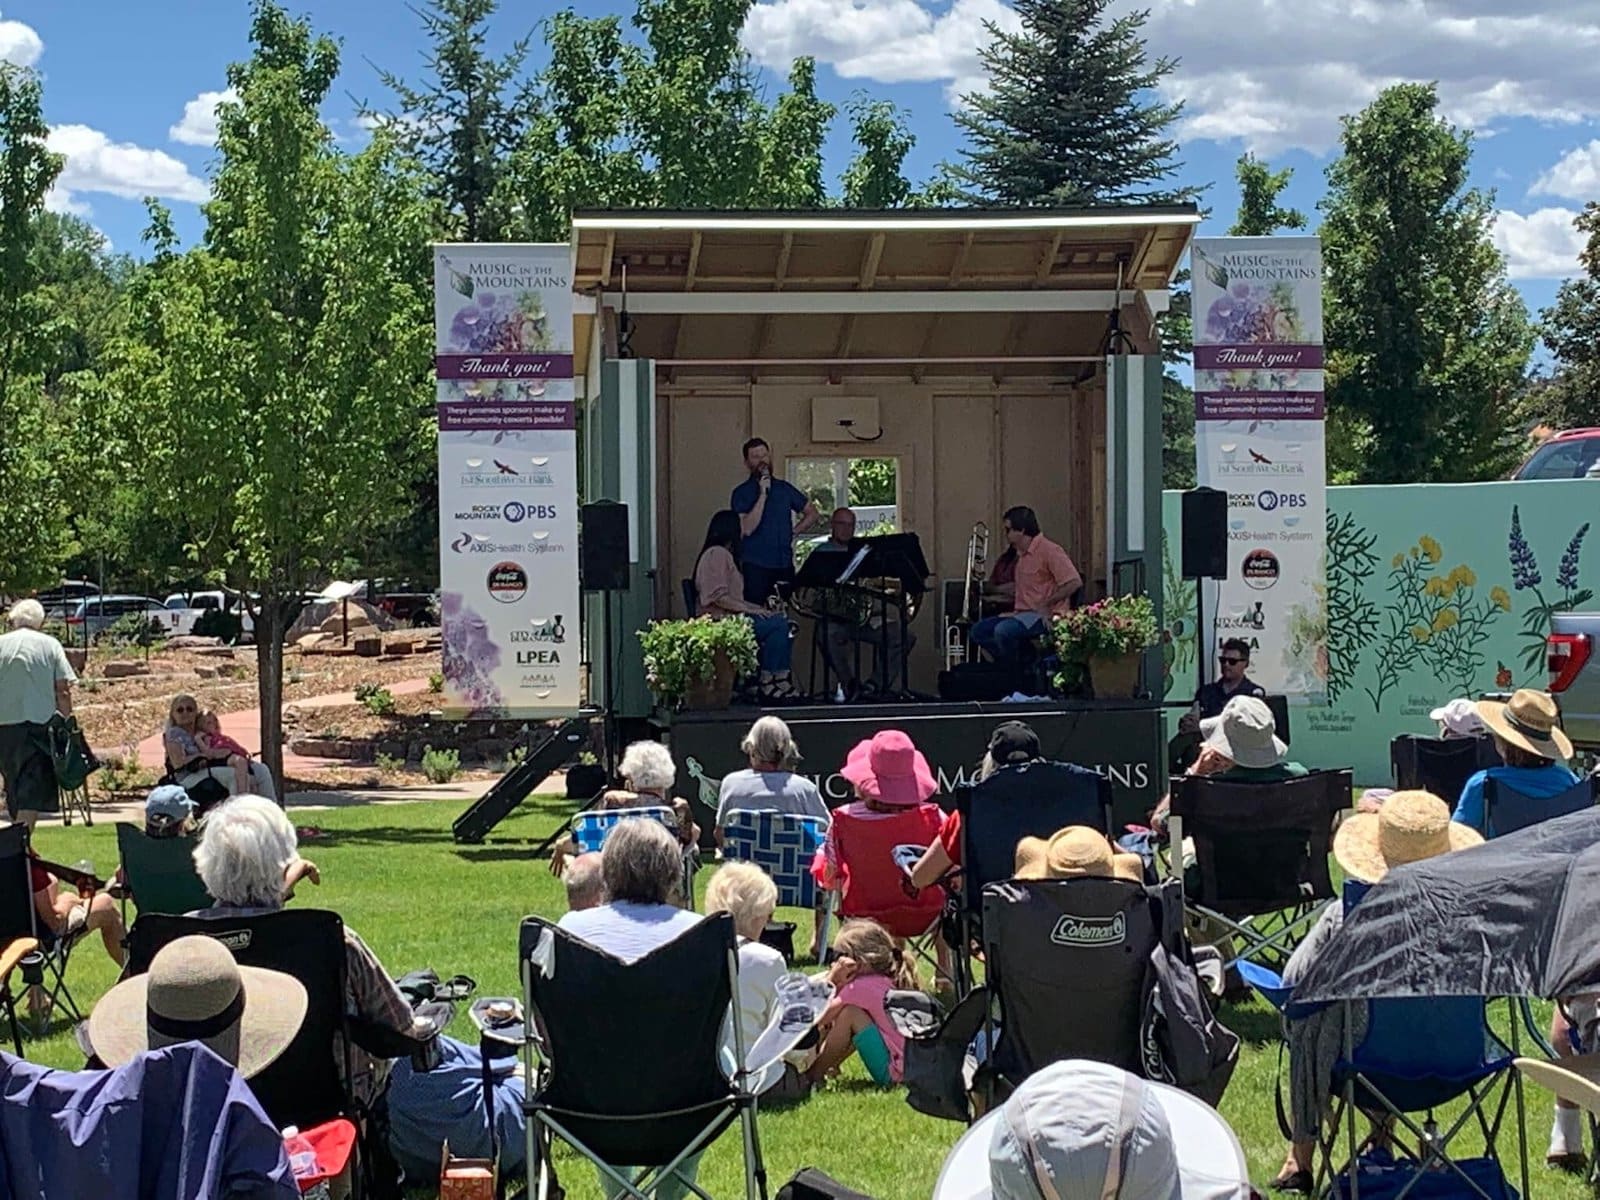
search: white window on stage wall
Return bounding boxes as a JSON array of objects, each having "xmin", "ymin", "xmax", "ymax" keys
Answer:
[{"xmin": 787, "ymin": 456, "xmax": 899, "ymax": 569}]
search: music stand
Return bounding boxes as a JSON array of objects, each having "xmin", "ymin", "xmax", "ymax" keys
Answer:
[{"xmin": 792, "ymin": 533, "xmax": 928, "ymax": 697}]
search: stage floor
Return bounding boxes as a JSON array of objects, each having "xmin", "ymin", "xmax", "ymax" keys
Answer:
[{"xmin": 662, "ymin": 698, "xmax": 1165, "ymax": 832}]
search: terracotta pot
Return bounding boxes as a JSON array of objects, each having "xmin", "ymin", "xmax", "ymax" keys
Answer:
[
  {"xmin": 1089, "ymin": 652, "xmax": 1142, "ymax": 699},
  {"xmin": 682, "ymin": 649, "xmax": 737, "ymax": 710}
]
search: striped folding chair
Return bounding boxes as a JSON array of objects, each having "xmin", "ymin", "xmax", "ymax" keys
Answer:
[
  {"xmin": 720, "ymin": 809, "xmax": 834, "ymax": 956},
  {"xmin": 570, "ymin": 807, "xmax": 698, "ymax": 910}
]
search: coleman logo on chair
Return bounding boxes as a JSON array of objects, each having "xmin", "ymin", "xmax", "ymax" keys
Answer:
[{"xmin": 1050, "ymin": 913, "xmax": 1125, "ymax": 947}]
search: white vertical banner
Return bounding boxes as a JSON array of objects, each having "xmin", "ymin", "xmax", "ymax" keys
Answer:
[
  {"xmin": 433, "ymin": 244, "xmax": 580, "ymax": 716},
  {"xmin": 1192, "ymin": 237, "xmax": 1328, "ymax": 701}
]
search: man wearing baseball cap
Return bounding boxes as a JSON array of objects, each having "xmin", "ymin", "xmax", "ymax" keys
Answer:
[
  {"xmin": 933, "ymin": 1059, "xmax": 1250, "ymax": 1200},
  {"xmin": 909, "ymin": 722, "xmax": 1044, "ymax": 890}
]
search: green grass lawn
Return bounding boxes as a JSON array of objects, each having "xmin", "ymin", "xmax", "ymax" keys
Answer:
[{"xmin": 20, "ymin": 797, "xmax": 1594, "ymax": 1200}]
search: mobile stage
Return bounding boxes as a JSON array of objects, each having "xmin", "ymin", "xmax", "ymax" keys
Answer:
[{"xmin": 570, "ymin": 207, "xmax": 1196, "ymax": 828}]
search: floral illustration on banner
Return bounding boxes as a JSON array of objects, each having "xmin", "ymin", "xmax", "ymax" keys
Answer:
[
  {"xmin": 1508, "ymin": 506, "xmax": 1593, "ymax": 675},
  {"xmin": 1321, "ymin": 509, "xmax": 1379, "ymax": 703},
  {"xmin": 1365, "ymin": 535, "xmax": 1508, "ymax": 712},
  {"xmin": 440, "ymin": 592, "xmax": 504, "ymax": 714},
  {"xmin": 1159, "ymin": 532, "xmax": 1197, "ymax": 699},
  {"xmin": 440, "ymin": 263, "xmax": 552, "ymax": 354},
  {"xmin": 1198, "ymin": 257, "xmax": 1308, "ymax": 344}
]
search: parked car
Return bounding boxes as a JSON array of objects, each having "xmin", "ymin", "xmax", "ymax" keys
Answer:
[
  {"xmin": 66, "ymin": 594, "xmax": 177, "ymax": 642},
  {"xmin": 1512, "ymin": 429, "xmax": 1600, "ymax": 480},
  {"xmin": 35, "ymin": 579, "xmax": 100, "ymax": 620},
  {"xmin": 1549, "ymin": 613, "xmax": 1599, "ymax": 757},
  {"xmin": 163, "ymin": 589, "xmax": 257, "ymax": 641},
  {"xmin": 365, "ymin": 579, "xmax": 439, "ymax": 627}
]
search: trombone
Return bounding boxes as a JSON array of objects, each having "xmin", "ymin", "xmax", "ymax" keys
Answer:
[{"xmin": 944, "ymin": 521, "xmax": 988, "ymax": 668}]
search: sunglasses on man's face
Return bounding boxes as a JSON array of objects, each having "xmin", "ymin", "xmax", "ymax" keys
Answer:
[
  {"xmin": 1218, "ymin": 656, "xmax": 1245, "ymax": 666},
  {"xmin": 175, "ymin": 705, "xmax": 196, "ymax": 713}
]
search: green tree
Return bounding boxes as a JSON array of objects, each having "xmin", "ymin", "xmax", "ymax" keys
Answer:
[
  {"xmin": 841, "ymin": 97, "xmax": 915, "ymax": 209},
  {"xmin": 1321, "ymin": 84, "xmax": 1533, "ymax": 483},
  {"xmin": 952, "ymin": 0, "xmax": 1197, "ymax": 206},
  {"xmin": 370, "ymin": 0, "xmax": 530, "ymax": 240},
  {"xmin": 0, "ymin": 63, "xmax": 76, "ymax": 594},
  {"xmin": 113, "ymin": 2, "xmax": 434, "ymax": 789},
  {"xmin": 1228, "ymin": 153, "xmax": 1305, "ymax": 236},
  {"xmin": 759, "ymin": 59, "xmax": 833, "ymax": 208},
  {"xmin": 1535, "ymin": 202, "xmax": 1600, "ymax": 429}
]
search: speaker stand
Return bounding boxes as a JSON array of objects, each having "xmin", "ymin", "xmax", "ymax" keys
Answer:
[
  {"xmin": 601, "ymin": 588, "xmax": 619, "ymax": 779},
  {"xmin": 1195, "ymin": 576, "xmax": 1208, "ymax": 703}
]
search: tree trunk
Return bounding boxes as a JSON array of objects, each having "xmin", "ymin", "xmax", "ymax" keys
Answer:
[{"xmin": 257, "ymin": 596, "xmax": 287, "ymax": 805}]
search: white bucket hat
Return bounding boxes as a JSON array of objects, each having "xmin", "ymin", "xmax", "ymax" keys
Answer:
[
  {"xmin": 933, "ymin": 1060, "xmax": 1250, "ymax": 1200},
  {"xmin": 1199, "ymin": 695, "xmax": 1285, "ymax": 769}
]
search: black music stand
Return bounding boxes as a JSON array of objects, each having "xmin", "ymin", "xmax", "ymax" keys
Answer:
[{"xmin": 792, "ymin": 534, "xmax": 928, "ymax": 698}]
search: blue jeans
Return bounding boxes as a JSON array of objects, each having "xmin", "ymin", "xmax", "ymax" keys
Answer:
[
  {"xmin": 970, "ymin": 611, "xmax": 1046, "ymax": 665},
  {"xmin": 751, "ymin": 613, "xmax": 792, "ymax": 674}
]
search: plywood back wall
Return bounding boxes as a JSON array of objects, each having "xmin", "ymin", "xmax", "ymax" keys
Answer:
[{"xmin": 657, "ymin": 375, "xmax": 1103, "ymax": 687}]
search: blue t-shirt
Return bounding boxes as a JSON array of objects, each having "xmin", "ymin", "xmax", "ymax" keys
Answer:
[
  {"xmin": 1453, "ymin": 762, "xmax": 1581, "ymax": 836},
  {"xmin": 731, "ymin": 476, "xmax": 807, "ymax": 569}
]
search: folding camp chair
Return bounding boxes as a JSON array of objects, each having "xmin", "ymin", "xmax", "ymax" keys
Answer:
[
  {"xmin": 125, "ymin": 909, "xmax": 427, "ymax": 1199},
  {"xmin": 947, "ymin": 761, "xmax": 1114, "ymax": 992},
  {"xmin": 1388, "ymin": 734, "xmax": 1498, "ymax": 801},
  {"xmin": 570, "ymin": 805, "xmax": 699, "ymax": 910},
  {"xmin": 0, "ymin": 824, "xmax": 86, "ymax": 1032},
  {"xmin": 719, "ymin": 809, "xmax": 834, "ymax": 958},
  {"xmin": 114, "ymin": 823, "xmax": 211, "ymax": 922},
  {"xmin": 1483, "ymin": 774, "xmax": 1598, "ymax": 839},
  {"xmin": 1167, "ymin": 768, "xmax": 1351, "ymax": 970},
  {"xmin": 519, "ymin": 913, "xmax": 768, "ymax": 1200},
  {"xmin": 828, "ymin": 802, "xmax": 948, "ymax": 987}
]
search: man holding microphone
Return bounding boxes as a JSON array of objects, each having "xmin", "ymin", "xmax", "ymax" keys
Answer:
[{"xmin": 730, "ymin": 437, "xmax": 822, "ymax": 605}]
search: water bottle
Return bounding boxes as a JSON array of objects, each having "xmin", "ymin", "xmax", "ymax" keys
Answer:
[
  {"xmin": 283, "ymin": 1126, "xmax": 325, "ymax": 1194},
  {"xmin": 834, "ymin": 684, "xmax": 846, "ymax": 704}
]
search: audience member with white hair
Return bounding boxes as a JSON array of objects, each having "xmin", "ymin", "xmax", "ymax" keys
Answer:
[
  {"xmin": 563, "ymin": 852, "xmax": 606, "ymax": 912},
  {"xmin": 550, "ymin": 740, "xmax": 699, "ymax": 879},
  {"xmin": 0, "ymin": 598, "xmax": 77, "ymax": 831},
  {"xmin": 191, "ymin": 795, "xmax": 418, "ymax": 1107},
  {"xmin": 705, "ymin": 862, "xmax": 813, "ymax": 1105}
]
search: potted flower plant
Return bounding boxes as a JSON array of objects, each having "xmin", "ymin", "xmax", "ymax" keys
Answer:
[
  {"xmin": 1050, "ymin": 595, "xmax": 1158, "ymax": 699},
  {"xmin": 638, "ymin": 616, "xmax": 760, "ymax": 710}
]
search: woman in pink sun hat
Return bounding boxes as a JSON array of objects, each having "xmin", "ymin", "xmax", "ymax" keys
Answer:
[{"xmin": 818, "ymin": 730, "xmax": 948, "ymax": 983}]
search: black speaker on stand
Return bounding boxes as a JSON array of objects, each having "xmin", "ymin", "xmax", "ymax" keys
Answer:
[
  {"xmin": 580, "ymin": 501, "xmax": 630, "ymax": 778},
  {"xmin": 1181, "ymin": 487, "xmax": 1229, "ymax": 701}
]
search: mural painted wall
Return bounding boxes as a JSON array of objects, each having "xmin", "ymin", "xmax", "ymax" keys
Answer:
[{"xmin": 1160, "ymin": 479, "xmax": 1597, "ymax": 782}]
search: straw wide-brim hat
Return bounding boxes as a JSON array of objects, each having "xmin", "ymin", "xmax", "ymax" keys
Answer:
[
  {"xmin": 1476, "ymin": 690, "xmax": 1573, "ymax": 762},
  {"xmin": 839, "ymin": 730, "xmax": 938, "ymax": 807},
  {"xmin": 1333, "ymin": 790, "xmax": 1483, "ymax": 884},
  {"xmin": 90, "ymin": 935, "xmax": 306, "ymax": 1079},
  {"xmin": 1515, "ymin": 1053, "xmax": 1600, "ymax": 1116},
  {"xmin": 1014, "ymin": 827, "xmax": 1144, "ymax": 883}
]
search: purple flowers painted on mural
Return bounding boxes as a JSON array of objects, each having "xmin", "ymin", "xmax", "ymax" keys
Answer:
[
  {"xmin": 1507, "ymin": 505, "xmax": 1595, "ymax": 674},
  {"xmin": 1558, "ymin": 523, "xmax": 1590, "ymax": 591},
  {"xmin": 1508, "ymin": 506, "xmax": 1541, "ymax": 591},
  {"xmin": 441, "ymin": 591, "xmax": 504, "ymax": 712}
]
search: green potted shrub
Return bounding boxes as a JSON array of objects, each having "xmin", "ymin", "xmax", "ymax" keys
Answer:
[
  {"xmin": 1050, "ymin": 595, "xmax": 1158, "ymax": 699},
  {"xmin": 638, "ymin": 616, "xmax": 760, "ymax": 710}
]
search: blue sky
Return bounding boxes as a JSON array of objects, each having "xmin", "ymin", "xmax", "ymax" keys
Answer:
[{"xmin": 6, "ymin": 0, "xmax": 1597, "ymax": 325}]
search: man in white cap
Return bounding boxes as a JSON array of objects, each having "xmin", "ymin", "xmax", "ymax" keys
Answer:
[{"xmin": 933, "ymin": 1058, "xmax": 1250, "ymax": 1200}]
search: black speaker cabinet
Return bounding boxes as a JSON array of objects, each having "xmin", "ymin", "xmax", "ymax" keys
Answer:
[
  {"xmin": 580, "ymin": 502, "xmax": 630, "ymax": 592},
  {"xmin": 1181, "ymin": 487, "xmax": 1228, "ymax": 580}
]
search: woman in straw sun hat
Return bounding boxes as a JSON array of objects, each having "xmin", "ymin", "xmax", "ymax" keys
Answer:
[
  {"xmin": 89, "ymin": 935, "xmax": 307, "ymax": 1078},
  {"xmin": 1451, "ymin": 689, "xmax": 1579, "ymax": 838},
  {"xmin": 1268, "ymin": 791, "xmax": 1483, "ymax": 1193},
  {"xmin": 1012, "ymin": 827, "xmax": 1144, "ymax": 883}
]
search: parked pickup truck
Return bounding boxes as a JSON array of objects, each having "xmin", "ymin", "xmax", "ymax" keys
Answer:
[{"xmin": 1550, "ymin": 613, "xmax": 1600, "ymax": 755}]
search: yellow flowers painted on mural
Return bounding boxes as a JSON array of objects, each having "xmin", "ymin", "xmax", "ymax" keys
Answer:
[
  {"xmin": 1490, "ymin": 586, "xmax": 1511, "ymax": 612},
  {"xmin": 1410, "ymin": 625, "xmax": 1430, "ymax": 642},
  {"xmin": 1419, "ymin": 535, "xmax": 1442, "ymax": 563},
  {"xmin": 1432, "ymin": 609, "xmax": 1459, "ymax": 632}
]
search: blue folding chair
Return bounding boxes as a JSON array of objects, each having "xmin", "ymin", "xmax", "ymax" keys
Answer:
[
  {"xmin": 1482, "ymin": 774, "xmax": 1598, "ymax": 839},
  {"xmin": 570, "ymin": 807, "xmax": 698, "ymax": 910},
  {"xmin": 718, "ymin": 809, "xmax": 833, "ymax": 957}
]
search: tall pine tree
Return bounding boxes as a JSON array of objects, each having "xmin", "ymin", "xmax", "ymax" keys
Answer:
[
  {"xmin": 953, "ymin": 0, "xmax": 1197, "ymax": 206},
  {"xmin": 1536, "ymin": 202, "xmax": 1600, "ymax": 429}
]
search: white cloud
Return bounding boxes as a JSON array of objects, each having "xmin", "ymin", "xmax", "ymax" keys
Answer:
[
  {"xmin": 168, "ymin": 88, "xmax": 238, "ymax": 147},
  {"xmin": 1492, "ymin": 208, "xmax": 1585, "ymax": 279},
  {"xmin": 741, "ymin": 0, "xmax": 1600, "ymax": 154},
  {"xmin": 47, "ymin": 124, "xmax": 209, "ymax": 212},
  {"xmin": 0, "ymin": 10, "xmax": 42, "ymax": 67},
  {"xmin": 1533, "ymin": 140, "xmax": 1600, "ymax": 201},
  {"xmin": 43, "ymin": 183, "xmax": 90, "ymax": 218}
]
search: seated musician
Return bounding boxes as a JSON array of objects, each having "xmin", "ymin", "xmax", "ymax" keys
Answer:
[
  {"xmin": 814, "ymin": 507, "xmax": 914, "ymax": 698},
  {"xmin": 969, "ymin": 505, "xmax": 1082, "ymax": 666},
  {"xmin": 695, "ymin": 509, "xmax": 799, "ymax": 700}
]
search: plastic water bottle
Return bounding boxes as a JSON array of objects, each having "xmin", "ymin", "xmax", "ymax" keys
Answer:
[
  {"xmin": 283, "ymin": 1126, "xmax": 326, "ymax": 1195},
  {"xmin": 834, "ymin": 684, "xmax": 846, "ymax": 704}
]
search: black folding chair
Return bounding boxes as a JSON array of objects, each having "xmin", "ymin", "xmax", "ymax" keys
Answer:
[
  {"xmin": 0, "ymin": 824, "xmax": 86, "ymax": 1033},
  {"xmin": 0, "ymin": 827, "xmax": 43, "ymax": 1055},
  {"xmin": 947, "ymin": 760, "xmax": 1114, "ymax": 993},
  {"xmin": 125, "ymin": 908, "xmax": 426, "ymax": 1198},
  {"xmin": 1483, "ymin": 773, "xmax": 1599, "ymax": 838},
  {"xmin": 519, "ymin": 913, "xmax": 768, "ymax": 1200},
  {"xmin": 114, "ymin": 824, "xmax": 212, "ymax": 922},
  {"xmin": 1167, "ymin": 769, "xmax": 1351, "ymax": 969},
  {"xmin": 1390, "ymin": 734, "xmax": 1499, "ymax": 801}
]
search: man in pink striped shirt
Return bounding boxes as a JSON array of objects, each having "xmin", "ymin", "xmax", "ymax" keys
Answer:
[{"xmin": 970, "ymin": 505, "xmax": 1082, "ymax": 665}]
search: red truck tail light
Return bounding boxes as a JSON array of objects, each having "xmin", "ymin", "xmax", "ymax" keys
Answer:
[{"xmin": 1548, "ymin": 632, "xmax": 1592, "ymax": 693}]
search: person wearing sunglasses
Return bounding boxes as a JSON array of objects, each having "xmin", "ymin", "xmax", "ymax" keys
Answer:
[{"xmin": 1183, "ymin": 638, "xmax": 1266, "ymax": 732}]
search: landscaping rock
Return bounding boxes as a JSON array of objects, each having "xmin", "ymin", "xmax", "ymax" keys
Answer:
[
  {"xmin": 195, "ymin": 645, "xmax": 235, "ymax": 659},
  {"xmin": 295, "ymin": 633, "xmax": 324, "ymax": 650},
  {"xmin": 288, "ymin": 737, "xmax": 374, "ymax": 761},
  {"xmin": 195, "ymin": 666, "xmax": 219, "ymax": 679},
  {"xmin": 103, "ymin": 660, "xmax": 151, "ymax": 679},
  {"xmin": 353, "ymin": 636, "xmax": 383, "ymax": 658},
  {"xmin": 168, "ymin": 635, "xmax": 223, "ymax": 650},
  {"xmin": 65, "ymin": 648, "xmax": 88, "ymax": 674},
  {"xmin": 376, "ymin": 739, "xmax": 406, "ymax": 762},
  {"xmin": 474, "ymin": 738, "xmax": 512, "ymax": 763},
  {"xmin": 385, "ymin": 640, "xmax": 414, "ymax": 656}
]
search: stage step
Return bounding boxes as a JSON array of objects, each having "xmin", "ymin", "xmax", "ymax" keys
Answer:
[{"xmin": 451, "ymin": 715, "xmax": 593, "ymax": 844}]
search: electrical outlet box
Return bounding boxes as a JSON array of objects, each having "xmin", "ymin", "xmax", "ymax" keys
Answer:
[{"xmin": 810, "ymin": 395, "xmax": 881, "ymax": 442}]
